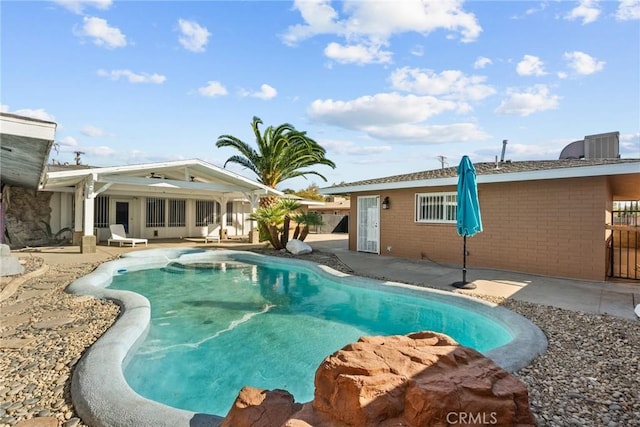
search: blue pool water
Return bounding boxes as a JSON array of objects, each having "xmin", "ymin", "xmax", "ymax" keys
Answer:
[{"xmin": 109, "ymin": 259, "xmax": 512, "ymax": 417}]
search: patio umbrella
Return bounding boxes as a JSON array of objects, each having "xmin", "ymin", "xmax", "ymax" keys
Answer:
[{"xmin": 451, "ymin": 155, "xmax": 483, "ymax": 289}]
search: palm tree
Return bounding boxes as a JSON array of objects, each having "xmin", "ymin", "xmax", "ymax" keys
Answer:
[
  {"xmin": 216, "ymin": 116, "xmax": 336, "ymax": 205},
  {"xmin": 292, "ymin": 211, "xmax": 324, "ymax": 241},
  {"xmin": 249, "ymin": 198, "xmax": 301, "ymax": 250}
]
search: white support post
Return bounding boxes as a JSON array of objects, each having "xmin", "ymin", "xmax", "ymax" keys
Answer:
[
  {"xmin": 216, "ymin": 195, "xmax": 228, "ymax": 239},
  {"xmin": 83, "ymin": 174, "xmax": 97, "ymax": 236},
  {"xmin": 74, "ymin": 185, "xmax": 83, "ymax": 233}
]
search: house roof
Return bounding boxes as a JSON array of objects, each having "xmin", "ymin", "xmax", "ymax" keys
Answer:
[
  {"xmin": 0, "ymin": 113, "xmax": 56, "ymax": 189},
  {"xmin": 321, "ymin": 158, "xmax": 640, "ymax": 195},
  {"xmin": 41, "ymin": 159, "xmax": 283, "ymax": 200}
]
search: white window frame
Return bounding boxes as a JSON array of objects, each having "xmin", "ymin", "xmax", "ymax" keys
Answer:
[{"xmin": 415, "ymin": 192, "xmax": 457, "ymax": 223}]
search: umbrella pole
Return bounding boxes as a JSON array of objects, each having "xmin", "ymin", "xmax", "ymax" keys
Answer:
[
  {"xmin": 451, "ymin": 234, "xmax": 476, "ymax": 289},
  {"xmin": 462, "ymin": 234, "xmax": 467, "ymax": 284}
]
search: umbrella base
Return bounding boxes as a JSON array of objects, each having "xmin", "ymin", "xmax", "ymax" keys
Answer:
[{"xmin": 451, "ymin": 281, "xmax": 477, "ymax": 290}]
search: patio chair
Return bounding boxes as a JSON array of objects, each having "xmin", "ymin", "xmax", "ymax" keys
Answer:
[
  {"xmin": 204, "ymin": 224, "xmax": 221, "ymax": 244},
  {"xmin": 107, "ymin": 224, "xmax": 148, "ymax": 247}
]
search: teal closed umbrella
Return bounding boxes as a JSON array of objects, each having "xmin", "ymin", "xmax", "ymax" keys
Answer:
[{"xmin": 452, "ymin": 156, "xmax": 483, "ymax": 289}]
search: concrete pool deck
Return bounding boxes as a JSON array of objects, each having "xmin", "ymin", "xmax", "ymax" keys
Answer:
[{"xmin": 15, "ymin": 233, "xmax": 639, "ymax": 320}]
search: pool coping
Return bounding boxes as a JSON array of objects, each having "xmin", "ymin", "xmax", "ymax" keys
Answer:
[{"xmin": 67, "ymin": 248, "xmax": 548, "ymax": 427}]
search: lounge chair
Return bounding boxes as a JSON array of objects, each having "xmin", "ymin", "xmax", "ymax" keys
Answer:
[
  {"xmin": 204, "ymin": 224, "xmax": 221, "ymax": 244},
  {"xmin": 107, "ymin": 224, "xmax": 148, "ymax": 247}
]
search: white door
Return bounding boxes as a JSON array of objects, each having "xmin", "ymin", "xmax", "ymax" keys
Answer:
[{"xmin": 357, "ymin": 195, "xmax": 380, "ymax": 253}]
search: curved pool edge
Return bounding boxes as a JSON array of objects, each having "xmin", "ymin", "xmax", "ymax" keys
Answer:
[{"xmin": 66, "ymin": 248, "xmax": 547, "ymax": 427}]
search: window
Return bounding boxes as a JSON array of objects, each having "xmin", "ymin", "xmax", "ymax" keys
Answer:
[
  {"xmin": 94, "ymin": 196, "xmax": 109, "ymax": 228},
  {"xmin": 226, "ymin": 202, "xmax": 233, "ymax": 226},
  {"xmin": 168, "ymin": 199, "xmax": 186, "ymax": 227},
  {"xmin": 146, "ymin": 198, "xmax": 165, "ymax": 227},
  {"xmin": 415, "ymin": 192, "xmax": 457, "ymax": 223},
  {"xmin": 195, "ymin": 200, "xmax": 216, "ymax": 226}
]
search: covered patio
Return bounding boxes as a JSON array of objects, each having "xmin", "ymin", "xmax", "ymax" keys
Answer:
[{"xmin": 40, "ymin": 159, "xmax": 283, "ymax": 253}]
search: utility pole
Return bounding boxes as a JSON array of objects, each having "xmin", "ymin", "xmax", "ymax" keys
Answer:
[
  {"xmin": 436, "ymin": 155, "xmax": 448, "ymax": 169},
  {"xmin": 74, "ymin": 151, "xmax": 85, "ymax": 165}
]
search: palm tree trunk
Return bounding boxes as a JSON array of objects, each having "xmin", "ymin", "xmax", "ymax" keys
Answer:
[
  {"xmin": 299, "ymin": 226, "xmax": 310, "ymax": 241},
  {"xmin": 292, "ymin": 224, "xmax": 301, "ymax": 240},
  {"xmin": 268, "ymin": 225, "xmax": 283, "ymax": 249},
  {"xmin": 281, "ymin": 216, "xmax": 291, "ymax": 247}
]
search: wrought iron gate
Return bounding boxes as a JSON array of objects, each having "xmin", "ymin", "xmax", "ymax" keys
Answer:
[{"xmin": 608, "ymin": 201, "xmax": 639, "ymax": 280}]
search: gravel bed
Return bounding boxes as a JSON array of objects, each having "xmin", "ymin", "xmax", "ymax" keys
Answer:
[{"xmin": 0, "ymin": 249, "xmax": 637, "ymax": 427}]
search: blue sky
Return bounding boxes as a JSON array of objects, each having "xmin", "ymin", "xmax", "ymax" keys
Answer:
[{"xmin": 2, "ymin": 0, "xmax": 639, "ymax": 190}]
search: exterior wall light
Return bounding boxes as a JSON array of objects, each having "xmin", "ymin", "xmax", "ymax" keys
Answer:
[{"xmin": 382, "ymin": 196, "xmax": 390, "ymax": 209}]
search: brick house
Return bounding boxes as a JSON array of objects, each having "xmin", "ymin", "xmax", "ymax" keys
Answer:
[{"xmin": 321, "ymin": 159, "xmax": 640, "ymax": 281}]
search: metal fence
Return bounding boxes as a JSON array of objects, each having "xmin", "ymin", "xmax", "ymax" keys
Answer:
[{"xmin": 609, "ymin": 201, "xmax": 639, "ymax": 280}]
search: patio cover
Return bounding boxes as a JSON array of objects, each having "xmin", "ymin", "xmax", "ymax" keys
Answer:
[
  {"xmin": 0, "ymin": 113, "xmax": 56, "ymax": 189},
  {"xmin": 40, "ymin": 159, "xmax": 283, "ymax": 237}
]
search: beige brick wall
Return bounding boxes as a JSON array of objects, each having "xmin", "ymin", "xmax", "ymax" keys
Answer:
[{"xmin": 348, "ymin": 176, "xmax": 610, "ymax": 281}]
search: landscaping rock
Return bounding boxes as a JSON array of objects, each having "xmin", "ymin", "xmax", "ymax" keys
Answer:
[
  {"xmin": 222, "ymin": 387, "xmax": 302, "ymax": 427},
  {"xmin": 313, "ymin": 331, "xmax": 535, "ymax": 427},
  {"xmin": 285, "ymin": 239, "xmax": 312, "ymax": 255},
  {"xmin": 0, "ymin": 244, "xmax": 24, "ymax": 277}
]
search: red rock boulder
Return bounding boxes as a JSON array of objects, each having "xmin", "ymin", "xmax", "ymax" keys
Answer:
[
  {"xmin": 223, "ymin": 331, "xmax": 536, "ymax": 427},
  {"xmin": 312, "ymin": 331, "xmax": 535, "ymax": 427},
  {"xmin": 221, "ymin": 387, "xmax": 302, "ymax": 427}
]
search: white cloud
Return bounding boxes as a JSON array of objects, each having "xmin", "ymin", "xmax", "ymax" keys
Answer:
[
  {"xmin": 0, "ymin": 104, "xmax": 9, "ymax": 113},
  {"xmin": 239, "ymin": 84, "xmax": 278, "ymax": 100},
  {"xmin": 308, "ymin": 92, "xmax": 458, "ymax": 129},
  {"xmin": 389, "ymin": 67, "xmax": 496, "ymax": 102},
  {"xmin": 616, "ymin": 0, "xmax": 640, "ymax": 20},
  {"xmin": 75, "ymin": 16, "xmax": 126, "ymax": 49},
  {"xmin": 198, "ymin": 81, "xmax": 228, "ymax": 97},
  {"xmin": 52, "ymin": 0, "xmax": 112, "ymax": 14},
  {"xmin": 410, "ymin": 45, "xmax": 424, "ymax": 57},
  {"xmin": 563, "ymin": 51, "xmax": 605, "ymax": 75},
  {"xmin": 495, "ymin": 84, "xmax": 561, "ymax": 116},
  {"xmin": 367, "ymin": 122, "xmax": 490, "ymax": 144},
  {"xmin": 619, "ymin": 132, "xmax": 640, "ymax": 157},
  {"xmin": 177, "ymin": 19, "xmax": 211, "ymax": 53},
  {"xmin": 97, "ymin": 69, "xmax": 166, "ymax": 84},
  {"xmin": 473, "ymin": 56, "xmax": 492, "ymax": 69},
  {"xmin": 10, "ymin": 108, "xmax": 57, "ymax": 122},
  {"xmin": 252, "ymin": 84, "xmax": 278, "ymax": 100},
  {"xmin": 81, "ymin": 125, "xmax": 111, "ymax": 137},
  {"xmin": 324, "ymin": 41, "xmax": 392, "ymax": 65},
  {"xmin": 58, "ymin": 136, "xmax": 78, "ymax": 147},
  {"xmin": 321, "ymin": 139, "xmax": 392, "ymax": 156},
  {"xmin": 516, "ymin": 55, "xmax": 547, "ymax": 76},
  {"xmin": 306, "ymin": 92, "xmax": 491, "ymax": 144},
  {"xmin": 565, "ymin": 0, "xmax": 601, "ymax": 24},
  {"xmin": 283, "ymin": 0, "xmax": 482, "ymax": 65}
]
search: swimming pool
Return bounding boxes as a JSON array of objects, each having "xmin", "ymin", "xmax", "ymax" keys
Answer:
[{"xmin": 67, "ymin": 248, "xmax": 547, "ymax": 427}]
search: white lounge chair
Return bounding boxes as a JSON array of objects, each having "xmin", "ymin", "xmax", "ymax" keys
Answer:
[
  {"xmin": 204, "ymin": 224, "xmax": 221, "ymax": 244},
  {"xmin": 107, "ymin": 224, "xmax": 148, "ymax": 247}
]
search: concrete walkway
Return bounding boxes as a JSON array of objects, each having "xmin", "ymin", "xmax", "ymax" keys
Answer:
[
  {"xmin": 10, "ymin": 233, "xmax": 640, "ymax": 320},
  {"xmin": 309, "ymin": 234, "xmax": 640, "ymax": 321}
]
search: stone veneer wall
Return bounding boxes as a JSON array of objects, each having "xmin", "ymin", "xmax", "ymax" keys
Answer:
[{"xmin": 2, "ymin": 185, "xmax": 54, "ymax": 249}]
